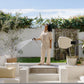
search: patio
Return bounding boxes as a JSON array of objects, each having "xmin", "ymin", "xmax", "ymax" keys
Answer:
[
  {"xmin": 19, "ymin": 63, "xmax": 84, "ymax": 83},
  {"xmin": 0, "ymin": 62, "xmax": 84, "ymax": 83},
  {"xmin": 0, "ymin": 11, "xmax": 84, "ymax": 84}
]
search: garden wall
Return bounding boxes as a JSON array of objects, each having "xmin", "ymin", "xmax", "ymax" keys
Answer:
[
  {"xmin": 0, "ymin": 28, "xmax": 83, "ymax": 58},
  {"xmin": 19, "ymin": 28, "xmax": 54, "ymax": 57},
  {"xmin": 53, "ymin": 29, "xmax": 79, "ymax": 60}
]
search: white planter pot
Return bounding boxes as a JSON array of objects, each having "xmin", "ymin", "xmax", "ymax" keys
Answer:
[
  {"xmin": 81, "ymin": 61, "xmax": 84, "ymax": 65},
  {"xmin": 67, "ymin": 57, "xmax": 77, "ymax": 65}
]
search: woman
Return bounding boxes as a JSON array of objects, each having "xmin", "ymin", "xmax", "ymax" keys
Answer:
[{"xmin": 33, "ymin": 24, "xmax": 52, "ymax": 65}]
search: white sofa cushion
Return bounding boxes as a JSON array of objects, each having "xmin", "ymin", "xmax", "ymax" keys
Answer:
[
  {"xmin": 0, "ymin": 67, "xmax": 16, "ymax": 78},
  {"xmin": 5, "ymin": 63, "xmax": 19, "ymax": 77},
  {"xmin": 0, "ymin": 77, "xmax": 20, "ymax": 83}
]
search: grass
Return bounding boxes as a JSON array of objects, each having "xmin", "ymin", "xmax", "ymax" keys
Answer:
[{"xmin": 17, "ymin": 57, "xmax": 66, "ymax": 63}]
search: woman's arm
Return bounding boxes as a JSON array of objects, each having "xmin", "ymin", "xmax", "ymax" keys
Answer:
[
  {"xmin": 36, "ymin": 38, "xmax": 41, "ymax": 40},
  {"xmin": 33, "ymin": 38, "xmax": 41, "ymax": 40},
  {"xmin": 49, "ymin": 32, "xmax": 52, "ymax": 48},
  {"xmin": 50, "ymin": 39, "xmax": 52, "ymax": 48},
  {"xmin": 33, "ymin": 32, "xmax": 42, "ymax": 41}
]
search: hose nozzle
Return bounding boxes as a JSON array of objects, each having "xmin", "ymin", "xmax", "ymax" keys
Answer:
[{"xmin": 32, "ymin": 38, "xmax": 36, "ymax": 40}]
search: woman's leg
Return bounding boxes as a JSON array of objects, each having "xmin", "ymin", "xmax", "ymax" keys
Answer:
[
  {"xmin": 40, "ymin": 46, "xmax": 46, "ymax": 64},
  {"xmin": 46, "ymin": 48, "xmax": 51, "ymax": 64}
]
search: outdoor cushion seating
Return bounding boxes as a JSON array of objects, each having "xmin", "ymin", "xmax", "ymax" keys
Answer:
[
  {"xmin": 5, "ymin": 63, "xmax": 19, "ymax": 77},
  {"xmin": 0, "ymin": 63, "xmax": 29, "ymax": 83},
  {"xmin": 0, "ymin": 67, "xmax": 16, "ymax": 78}
]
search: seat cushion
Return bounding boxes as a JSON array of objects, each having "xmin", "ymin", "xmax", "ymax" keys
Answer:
[
  {"xmin": 0, "ymin": 67, "xmax": 16, "ymax": 78},
  {"xmin": 0, "ymin": 77, "xmax": 20, "ymax": 83},
  {"xmin": 5, "ymin": 63, "xmax": 19, "ymax": 77}
]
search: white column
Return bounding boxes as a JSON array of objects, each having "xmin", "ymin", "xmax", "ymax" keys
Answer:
[
  {"xmin": 59, "ymin": 68, "xmax": 68, "ymax": 83},
  {"xmin": 19, "ymin": 67, "xmax": 29, "ymax": 83}
]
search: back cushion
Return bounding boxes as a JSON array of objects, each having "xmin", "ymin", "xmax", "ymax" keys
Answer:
[
  {"xmin": 5, "ymin": 63, "xmax": 19, "ymax": 77},
  {"xmin": 0, "ymin": 56, "xmax": 7, "ymax": 66},
  {"xmin": 0, "ymin": 67, "xmax": 16, "ymax": 78}
]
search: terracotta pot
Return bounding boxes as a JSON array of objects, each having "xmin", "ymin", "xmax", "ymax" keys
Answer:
[
  {"xmin": 7, "ymin": 58, "xmax": 17, "ymax": 63},
  {"xmin": 77, "ymin": 64, "xmax": 81, "ymax": 66}
]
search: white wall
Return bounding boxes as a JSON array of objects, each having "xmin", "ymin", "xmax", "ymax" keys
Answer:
[
  {"xmin": 19, "ymin": 28, "xmax": 54, "ymax": 57},
  {"xmin": 78, "ymin": 32, "xmax": 84, "ymax": 58}
]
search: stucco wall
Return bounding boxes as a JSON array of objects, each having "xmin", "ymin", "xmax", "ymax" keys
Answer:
[
  {"xmin": 19, "ymin": 28, "xmax": 54, "ymax": 57},
  {"xmin": 0, "ymin": 28, "xmax": 83, "ymax": 58}
]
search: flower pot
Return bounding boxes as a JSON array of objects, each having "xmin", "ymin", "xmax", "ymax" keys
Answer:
[
  {"xmin": 77, "ymin": 64, "xmax": 81, "ymax": 66},
  {"xmin": 7, "ymin": 58, "xmax": 17, "ymax": 63},
  {"xmin": 66, "ymin": 56, "xmax": 78, "ymax": 65}
]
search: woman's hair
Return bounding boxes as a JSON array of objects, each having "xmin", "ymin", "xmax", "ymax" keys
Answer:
[{"xmin": 46, "ymin": 24, "xmax": 52, "ymax": 32}]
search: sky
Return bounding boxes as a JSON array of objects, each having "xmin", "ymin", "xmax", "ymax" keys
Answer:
[{"xmin": 0, "ymin": 0, "xmax": 84, "ymax": 18}]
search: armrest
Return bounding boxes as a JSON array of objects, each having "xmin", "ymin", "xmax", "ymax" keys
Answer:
[
  {"xmin": 59, "ymin": 66, "xmax": 68, "ymax": 83},
  {"xmin": 19, "ymin": 67, "xmax": 29, "ymax": 83}
]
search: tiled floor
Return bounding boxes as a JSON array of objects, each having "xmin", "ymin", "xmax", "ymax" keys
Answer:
[{"xmin": 19, "ymin": 63, "xmax": 66, "ymax": 67}]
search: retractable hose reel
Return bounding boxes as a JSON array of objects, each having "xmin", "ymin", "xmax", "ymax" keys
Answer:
[{"xmin": 58, "ymin": 37, "xmax": 77, "ymax": 56}]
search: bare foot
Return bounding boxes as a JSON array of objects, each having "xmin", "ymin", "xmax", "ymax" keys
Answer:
[
  {"xmin": 37, "ymin": 63, "xmax": 44, "ymax": 65},
  {"xmin": 46, "ymin": 64, "xmax": 50, "ymax": 65}
]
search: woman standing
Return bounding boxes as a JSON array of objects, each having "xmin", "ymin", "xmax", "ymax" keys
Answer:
[{"xmin": 33, "ymin": 24, "xmax": 52, "ymax": 65}]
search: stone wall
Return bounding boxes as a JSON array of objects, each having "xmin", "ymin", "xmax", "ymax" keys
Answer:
[{"xmin": 53, "ymin": 29, "xmax": 79, "ymax": 60}]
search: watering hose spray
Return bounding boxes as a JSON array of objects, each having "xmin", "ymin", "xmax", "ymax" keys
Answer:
[{"xmin": 32, "ymin": 38, "xmax": 41, "ymax": 48}]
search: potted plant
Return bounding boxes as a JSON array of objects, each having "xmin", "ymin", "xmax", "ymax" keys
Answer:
[
  {"xmin": 66, "ymin": 41, "xmax": 78, "ymax": 65},
  {"xmin": 66, "ymin": 48, "xmax": 78, "ymax": 65},
  {"xmin": 1, "ymin": 30, "xmax": 23, "ymax": 63},
  {"xmin": 0, "ymin": 13, "xmax": 23, "ymax": 63},
  {"xmin": 67, "ymin": 39, "xmax": 84, "ymax": 65},
  {"xmin": 66, "ymin": 56, "xmax": 78, "ymax": 65},
  {"xmin": 0, "ymin": 12, "xmax": 33, "ymax": 63}
]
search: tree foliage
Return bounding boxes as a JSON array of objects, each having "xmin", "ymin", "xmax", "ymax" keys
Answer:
[
  {"xmin": 50, "ymin": 16, "xmax": 84, "ymax": 31},
  {"xmin": 0, "ymin": 11, "xmax": 33, "ymax": 33},
  {"xmin": 0, "ymin": 11, "xmax": 84, "ymax": 32},
  {"xmin": 34, "ymin": 14, "xmax": 84, "ymax": 32}
]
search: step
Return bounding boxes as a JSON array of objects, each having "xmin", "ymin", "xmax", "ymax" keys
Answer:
[
  {"xmin": 80, "ymin": 76, "xmax": 84, "ymax": 81},
  {"xmin": 29, "ymin": 65, "xmax": 59, "ymax": 73},
  {"xmin": 29, "ymin": 73, "xmax": 59, "ymax": 82},
  {"xmin": 78, "ymin": 81, "xmax": 84, "ymax": 83},
  {"xmin": 29, "ymin": 81, "xmax": 61, "ymax": 83},
  {"xmin": 0, "ymin": 77, "xmax": 20, "ymax": 83}
]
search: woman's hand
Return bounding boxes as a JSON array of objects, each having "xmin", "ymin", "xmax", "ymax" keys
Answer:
[
  {"xmin": 32, "ymin": 38, "xmax": 41, "ymax": 40},
  {"xmin": 32, "ymin": 38, "xmax": 37, "ymax": 40}
]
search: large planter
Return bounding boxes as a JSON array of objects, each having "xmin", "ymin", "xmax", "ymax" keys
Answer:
[
  {"xmin": 7, "ymin": 58, "xmax": 17, "ymax": 63},
  {"xmin": 66, "ymin": 56, "xmax": 78, "ymax": 65},
  {"xmin": 81, "ymin": 61, "xmax": 84, "ymax": 65}
]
